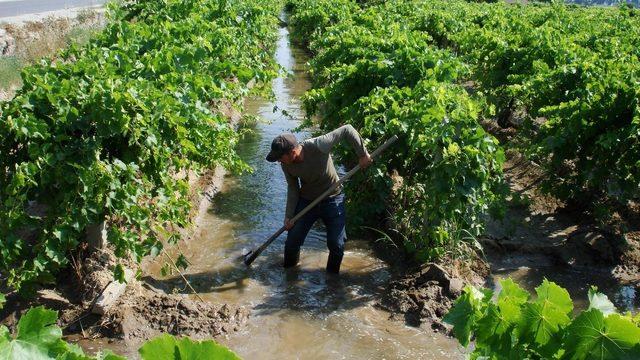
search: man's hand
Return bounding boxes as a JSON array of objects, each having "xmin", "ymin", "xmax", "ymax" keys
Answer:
[
  {"xmin": 284, "ymin": 218, "xmax": 294, "ymax": 231},
  {"xmin": 359, "ymin": 153, "xmax": 373, "ymax": 169}
]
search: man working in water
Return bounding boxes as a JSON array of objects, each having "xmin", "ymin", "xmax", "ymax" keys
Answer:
[{"xmin": 266, "ymin": 125, "xmax": 372, "ymax": 274}]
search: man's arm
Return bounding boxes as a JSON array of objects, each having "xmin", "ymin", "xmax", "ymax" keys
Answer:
[
  {"xmin": 282, "ymin": 165, "xmax": 300, "ymax": 222},
  {"xmin": 312, "ymin": 124, "xmax": 368, "ymax": 157}
]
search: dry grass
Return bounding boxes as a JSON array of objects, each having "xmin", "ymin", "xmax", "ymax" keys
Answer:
[{"xmin": 0, "ymin": 9, "xmax": 105, "ymax": 101}]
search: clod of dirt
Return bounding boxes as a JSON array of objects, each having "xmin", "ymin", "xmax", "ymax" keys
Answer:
[
  {"xmin": 558, "ymin": 229, "xmax": 621, "ymax": 267},
  {"xmin": 80, "ymin": 248, "xmax": 123, "ymax": 304},
  {"xmin": 74, "ymin": 247, "xmax": 249, "ymax": 345},
  {"xmin": 101, "ymin": 283, "xmax": 249, "ymax": 347},
  {"xmin": 378, "ymin": 262, "xmax": 483, "ymax": 332}
]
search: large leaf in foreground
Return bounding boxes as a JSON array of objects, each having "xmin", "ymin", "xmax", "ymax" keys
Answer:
[
  {"xmin": 564, "ymin": 310, "xmax": 640, "ymax": 360},
  {"xmin": 0, "ymin": 306, "xmax": 63, "ymax": 360},
  {"xmin": 497, "ymin": 278, "xmax": 529, "ymax": 325},
  {"xmin": 139, "ymin": 334, "xmax": 241, "ymax": 360},
  {"xmin": 518, "ymin": 279, "xmax": 572, "ymax": 346}
]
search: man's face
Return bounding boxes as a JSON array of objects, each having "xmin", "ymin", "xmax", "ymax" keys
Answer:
[{"xmin": 278, "ymin": 150, "xmax": 294, "ymax": 165}]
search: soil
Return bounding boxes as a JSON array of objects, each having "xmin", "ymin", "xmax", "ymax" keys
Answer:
[
  {"xmin": 100, "ymin": 283, "xmax": 249, "ymax": 348},
  {"xmin": 378, "ymin": 258, "xmax": 488, "ymax": 332},
  {"xmin": 481, "ymin": 127, "xmax": 640, "ymax": 284},
  {"xmin": 1, "ymin": 244, "xmax": 248, "ymax": 348}
]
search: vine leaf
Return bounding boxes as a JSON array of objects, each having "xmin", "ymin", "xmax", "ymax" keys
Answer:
[
  {"xmin": 517, "ymin": 279, "xmax": 572, "ymax": 346},
  {"xmin": 475, "ymin": 280, "xmax": 528, "ymax": 344},
  {"xmin": 564, "ymin": 310, "xmax": 640, "ymax": 360},
  {"xmin": 0, "ymin": 306, "xmax": 64, "ymax": 360},
  {"xmin": 443, "ymin": 285, "xmax": 486, "ymax": 347},
  {"xmin": 497, "ymin": 278, "xmax": 529, "ymax": 324},
  {"xmin": 139, "ymin": 333, "xmax": 241, "ymax": 360},
  {"xmin": 587, "ymin": 287, "xmax": 615, "ymax": 316}
]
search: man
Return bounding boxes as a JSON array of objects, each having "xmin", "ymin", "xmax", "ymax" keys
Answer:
[{"xmin": 266, "ymin": 125, "xmax": 372, "ymax": 274}]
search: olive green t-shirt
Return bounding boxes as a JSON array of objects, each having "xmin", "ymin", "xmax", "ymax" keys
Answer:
[{"xmin": 281, "ymin": 125, "xmax": 368, "ymax": 219}]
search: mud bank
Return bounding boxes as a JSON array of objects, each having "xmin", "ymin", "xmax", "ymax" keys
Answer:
[
  {"xmin": 378, "ymin": 260, "xmax": 487, "ymax": 332},
  {"xmin": 482, "ymin": 143, "xmax": 640, "ymax": 284},
  {"xmin": 101, "ymin": 283, "xmax": 249, "ymax": 347}
]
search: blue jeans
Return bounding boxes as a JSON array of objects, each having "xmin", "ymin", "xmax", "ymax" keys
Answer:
[{"xmin": 284, "ymin": 193, "xmax": 346, "ymax": 274}]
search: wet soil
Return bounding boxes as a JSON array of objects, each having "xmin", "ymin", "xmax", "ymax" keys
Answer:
[
  {"xmin": 482, "ymin": 143, "xmax": 639, "ymax": 281},
  {"xmin": 378, "ymin": 260, "xmax": 487, "ymax": 332},
  {"xmin": 100, "ymin": 283, "xmax": 249, "ymax": 348}
]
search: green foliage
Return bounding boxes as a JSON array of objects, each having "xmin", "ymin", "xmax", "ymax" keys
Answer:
[
  {"xmin": 0, "ymin": 306, "xmax": 241, "ymax": 360},
  {"xmin": 0, "ymin": 306, "xmax": 91, "ymax": 360},
  {"xmin": 443, "ymin": 286, "xmax": 491, "ymax": 347},
  {"xmin": 0, "ymin": 0, "xmax": 281, "ymax": 293},
  {"xmin": 395, "ymin": 0, "xmax": 640, "ymax": 204},
  {"xmin": 286, "ymin": 0, "xmax": 359, "ymax": 49},
  {"xmin": 288, "ymin": 0, "xmax": 640, "ymax": 261},
  {"xmin": 287, "ymin": 0, "xmax": 506, "ymax": 262},
  {"xmin": 139, "ymin": 334, "xmax": 241, "ymax": 360},
  {"xmin": 446, "ymin": 279, "xmax": 640, "ymax": 359}
]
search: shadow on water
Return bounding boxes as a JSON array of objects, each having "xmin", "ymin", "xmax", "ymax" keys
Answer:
[
  {"xmin": 142, "ymin": 261, "xmax": 388, "ymax": 318},
  {"xmin": 142, "ymin": 217, "xmax": 392, "ymax": 314}
]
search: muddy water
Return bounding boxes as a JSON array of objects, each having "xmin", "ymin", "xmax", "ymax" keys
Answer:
[
  {"xmin": 491, "ymin": 262, "xmax": 638, "ymax": 314},
  {"xmin": 145, "ymin": 26, "xmax": 464, "ymax": 359}
]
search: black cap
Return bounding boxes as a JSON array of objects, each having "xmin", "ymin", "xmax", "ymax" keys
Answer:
[{"xmin": 266, "ymin": 133, "xmax": 298, "ymax": 162}]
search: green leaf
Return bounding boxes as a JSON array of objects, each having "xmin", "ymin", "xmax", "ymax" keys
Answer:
[
  {"xmin": 55, "ymin": 349, "xmax": 93, "ymax": 360},
  {"xmin": 475, "ymin": 302, "xmax": 512, "ymax": 342},
  {"xmin": 444, "ymin": 285, "xmax": 483, "ymax": 347},
  {"xmin": 160, "ymin": 263, "xmax": 170, "ymax": 277},
  {"xmin": 138, "ymin": 334, "xmax": 241, "ymax": 360},
  {"xmin": 535, "ymin": 279, "xmax": 573, "ymax": 314},
  {"xmin": 0, "ymin": 306, "xmax": 63, "ymax": 360},
  {"xmin": 498, "ymin": 278, "xmax": 529, "ymax": 305},
  {"xmin": 113, "ymin": 264, "xmax": 125, "ymax": 283},
  {"xmin": 0, "ymin": 326, "xmax": 10, "ymax": 343},
  {"xmin": 175, "ymin": 337, "xmax": 240, "ymax": 360},
  {"xmin": 497, "ymin": 278, "xmax": 529, "ymax": 325},
  {"xmin": 565, "ymin": 310, "xmax": 640, "ymax": 360},
  {"xmin": 174, "ymin": 254, "xmax": 190, "ymax": 270},
  {"xmin": 0, "ymin": 294, "xmax": 5, "ymax": 310},
  {"xmin": 517, "ymin": 279, "xmax": 572, "ymax": 346},
  {"xmin": 587, "ymin": 287, "xmax": 616, "ymax": 317}
]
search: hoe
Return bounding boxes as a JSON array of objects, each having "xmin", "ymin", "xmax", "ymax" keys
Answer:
[{"xmin": 242, "ymin": 135, "xmax": 398, "ymax": 266}]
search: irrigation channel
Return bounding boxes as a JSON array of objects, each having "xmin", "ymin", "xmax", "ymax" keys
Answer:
[
  {"xmin": 79, "ymin": 21, "xmax": 637, "ymax": 359},
  {"xmin": 143, "ymin": 25, "xmax": 463, "ymax": 359}
]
